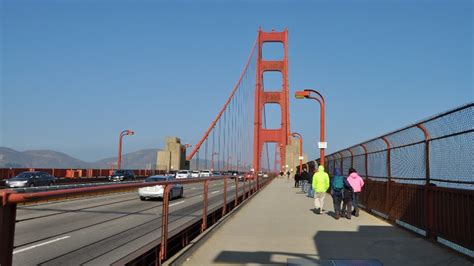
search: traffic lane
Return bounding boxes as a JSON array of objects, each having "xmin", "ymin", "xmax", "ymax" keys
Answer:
[
  {"xmin": 44, "ymin": 185, "xmax": 245, "ymax": 266},
  {"xmin": 13, "ymin": 183, "xmax": 208, "ymax": 248},
  {"xmin": 15, "ymin": 192, "xmax": 139, "ymax": 221},
  {"xmin": 12, "ymin": 181, "xmax": 246, "ymax": 265},
  {"xmin": 13, "ymin": 179, "xmax": 242, "ymax": 247},
  {"xmin": 14, "ymin": 179, "xmax": 222, "ymax": 221}
]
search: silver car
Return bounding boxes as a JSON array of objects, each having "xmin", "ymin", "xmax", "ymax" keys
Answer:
[{"xmin": 138, "ymin": 175, "xmax": 183, "ymax": 201}]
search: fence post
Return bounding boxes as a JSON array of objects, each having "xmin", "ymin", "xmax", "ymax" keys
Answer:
[
  {"xmin": 159, "ymin": 184, "xmax": 172, "ymax": 262},
  {"xmin": 337, "ymin": 152, "xmax": 343, "ymax": 174},
  {"xmin": 360, "ymin": 144, "xmax": 369, "ymax": 209},
  {"xmin": 382, "ymin": 137, "xmax": 392, "ymax": 218},
  {"xmin": 222, "ymin": 178, "xmax": 227, "ymax": 216},
  {"xmin": 417, "ymin": 123, "xmax": 433, "ymax": 239},
  {"xmin": 0, "ymin": 191, "xmax": 16, "ymax": 266},
  {"xmin": 234, "ymin": 177, "xmax": 238, "ymax": 206},
  {"xmin": 349, "ymin": 149, "xmax": 354, "ymax": 168},
  {"xmin": 201, "ymin": 180, "xmax": 209, "ymax": 232}
]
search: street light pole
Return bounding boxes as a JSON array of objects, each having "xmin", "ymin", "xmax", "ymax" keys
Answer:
[
  {"xmin": 117, "ymin": 129, "xmax": 134, "ymax": 170},
  {"xmin": 291, "ymin": 132, "xmax": 303, "ymax": 173},
  {"xmin": 295, "ymin": 89, "xmax": 326, "ymax": 166}
]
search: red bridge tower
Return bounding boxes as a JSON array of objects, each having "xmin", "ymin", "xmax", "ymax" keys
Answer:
[{"xmin": 253, "ymin": 28, "xmax": 290, "ymax": 172}]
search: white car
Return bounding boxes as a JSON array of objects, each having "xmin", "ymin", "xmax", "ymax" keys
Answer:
[
  {"xmin": 138, "ymin": 175, "xmax": 183, "ymax": 201},
  {"xmin": 176, "ymin": 170, "xmax": 191, "ymax": 179},
  {"xmin": 199, "ymin": 170, "xmax": 212, "ymax": 178},
  {"xmin": 191, "ymin": 171, "xmax": 200, "ymax": 178}
]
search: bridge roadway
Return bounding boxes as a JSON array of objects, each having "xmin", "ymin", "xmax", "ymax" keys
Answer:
[{"xmin": 12, "ymin": 179, "xmax": 243, "ymax": 265}]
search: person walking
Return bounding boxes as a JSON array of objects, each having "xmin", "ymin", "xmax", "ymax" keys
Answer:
[
  {"xmin": 331, "ymin": 168, "xmax": 345, "ymax": 219},
  {"xmin": 347, "ymin": 168, "xmax": 364, "ymax": 217},
  {"xmin": 307, "ymin": 167, "xmax": 314, "ymax": 198},
  {"xmin": 341, "ymin": 174, "xmax": 354, "ymax": 219},
  {"xmin": 312, "ymin": 165, "xmax": 330, "ymax": 214},
  {"xmin": 294, "ymin": 171, "xmax": 300, "ymax": 188},
  {"xmin": 301, "ymin": 168, "xmax": 309, "ymax": 193},
  {"xmin": 286, "ymin": 170, "xmax": 290, "ymax": 179}
]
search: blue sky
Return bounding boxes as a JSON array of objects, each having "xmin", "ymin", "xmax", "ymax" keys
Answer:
[{"xmin": 1, "ymin": 0, "xmax": 472, "ymax": 162}]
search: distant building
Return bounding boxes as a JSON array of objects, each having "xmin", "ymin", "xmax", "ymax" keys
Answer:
[{"xmin": 156, "ymin": 137, "xmax": 187, "ymax": 172}]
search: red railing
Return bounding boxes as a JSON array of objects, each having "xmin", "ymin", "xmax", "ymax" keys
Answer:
[
  {"xmin": 0, "ymin": 175, "xmax": 274, "ymax": 265},
  {"xmin": 0, "ymin": 168, "xmax": 163, "ymax": 179},
  {"xmin": 315, "ymin": 103, "xmax": 474, "ymax": 256}
]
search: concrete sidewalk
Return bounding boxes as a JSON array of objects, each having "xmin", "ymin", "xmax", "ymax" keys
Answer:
[{"xmin": 180, "ymin": 178, "xmax": 470, "ymax": 265}]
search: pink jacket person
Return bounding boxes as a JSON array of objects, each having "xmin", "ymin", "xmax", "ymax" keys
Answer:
[{"xmin": 347, "ymin": 172, "xmax": 364, "ymax": 192}]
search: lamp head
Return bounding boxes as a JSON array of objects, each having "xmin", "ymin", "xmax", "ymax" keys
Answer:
[{"xmin": 295, "ymin": 90, "xmax": 310, "ymax": 99}]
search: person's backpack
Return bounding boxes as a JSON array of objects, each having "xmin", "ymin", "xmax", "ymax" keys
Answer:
[{"xmin": 332, "ymin": 176, "xmax": 344, "ymax": 191}]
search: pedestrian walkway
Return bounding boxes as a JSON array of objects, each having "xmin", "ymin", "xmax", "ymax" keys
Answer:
[{"xmin": 180, "ymin": 178, "xmax": 471, "ymax": 265}]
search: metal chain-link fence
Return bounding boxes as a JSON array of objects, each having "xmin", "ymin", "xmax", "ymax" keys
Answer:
[{"xmin": 316, "ymin": 102, "xmax": 473, "ymax": 257}]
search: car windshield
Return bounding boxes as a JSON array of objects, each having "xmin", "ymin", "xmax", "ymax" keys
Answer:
[
  {"xmin": 145, "ymin": 177, "xmax": 167, "ymax": 182},
  {"xmin": 13, "ymin": 172, "xmax": 33, "ymax": 180},
  {"xmin": 112, "ymin": 170, "xmax": 127, "ymax": 175},
  {"xmin": 178, "ymin": 171, "xmax": 188, "ymax": 174},
  {"xmin": 192, "ymin": 171, "xmax": 199, "ymax": 173}
]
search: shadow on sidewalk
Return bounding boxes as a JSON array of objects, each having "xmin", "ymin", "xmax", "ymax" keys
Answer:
[{"xmin": 209, "ymin": 224, "xmax": 471, "ymax": 265}]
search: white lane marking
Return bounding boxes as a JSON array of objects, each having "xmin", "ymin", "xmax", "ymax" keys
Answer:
[
  {"xmin": 169, "ymin": 200, "xmax": 185, "ymax": 207},
  {"xmin": 211, "ymin": 190, "xmax": 220, "ymax": 194},
  {"xmin": 13, "ymin": 236, "xmax": 70, "ymax": 254}
]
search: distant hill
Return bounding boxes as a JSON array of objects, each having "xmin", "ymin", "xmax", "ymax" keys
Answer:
[
  {"xmin": 0, "ymin": 147, "xmax": 160, "ymax": 169},
  {"xmin": 93, "ymin": 149, "xmax": 160, "ymax": 169}
]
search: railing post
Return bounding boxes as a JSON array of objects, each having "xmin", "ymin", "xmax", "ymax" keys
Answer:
[
  {"xmin": 0, "ymin": 191, "xmax": 16, "ymax": 266},
  {"xmin": 222, "ymin": 177, "xmax": 227, "ymax": 216},
  {"xmin": 201, "ymin": 180, "xmax": 209, "ymax": 232},
  {"xmin": 337, "ymin": 152, "xmax": 343, "ymax": 174},
  {"xmin": 382, "ymin": 137, "xmax": 392, "ymax": 217},
  {"xmin": 359, "ymin": 144, "xmax": 369, "ymax": 208},
  {"xmin": 360, "ymin": 144, "xmax": 369, "ymax": 180},
  {"xmin": 234, "ymin": 177, "xmax": 238, "ymax": 206},
  {"xmin": 417, "ymin": 123, "xmax": 433, "ymax": 239},
  {"xmin": 160, "ymin": 184, "xmax": 172, "ymax": 262},
  {"xmin": 349, "ymin": 149, "xmax": 354, "ymax": 168}
]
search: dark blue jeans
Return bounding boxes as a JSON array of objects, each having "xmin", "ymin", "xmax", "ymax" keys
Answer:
[
  {"xmin": 332, "ymin": 191, "xmax": 343, "ymax": 215},
  {"xmin": 353, "ymin": 192, "xmax": 360, "ymax": 214}
]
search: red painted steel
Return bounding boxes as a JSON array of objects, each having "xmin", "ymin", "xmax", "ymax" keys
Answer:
[
  {"xmin": 348, "ymin": 149, "xmax": 354, "ymax": 168},
  {"xmin": 360, "ymin": 144, "xmax": 369, "ymax": 179},
  {"xmin": 322, "ymin": 104, "xmax": 473, "ymax": 255},
  {"xmin": 222, "ymin": 178, "xmax": 227, "ymax": 216},
  {"xmin": 117, "ymin": 129, "xmax": 134, "ymax": 170},
  {"xmin": 381, "ymin": 137, "xmax": 392, "ymax": 216},
  {"xmin": 303, "ymin": 89, "xmax": 326, "ymax": 166},
  {"xmin": 186, "ymin": 38, "xmax": 258, "ymax": 161},
  {"xmin": 201, "ymin": 180, "xmax": 209, "ymax": 232},
  {"xmin": 0, "ymin": 194, "xmax": 16, "ymax": 266},
  {"xmin": 160, "ymin": 184, "xmax": 172, "ymax": 262},
  {"xmin": 416, "ymin": 123, "xmax": 433, "ymax": 239},
  {"xmin": 253, "ymin": 28, "xmax": 290, "ymax": 172},
  {"xmin": 234, "ymin": 177, "xmax": 239, "ymax": 206}
]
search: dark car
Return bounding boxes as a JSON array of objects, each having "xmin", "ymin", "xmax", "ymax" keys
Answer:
[
  {"xmin": 5, "ymin": 171, "xmax": 56, "ymax": 188},
  {"xmin": 109, "ymin": 170, "xmax": 136, "ymax": 182}
]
